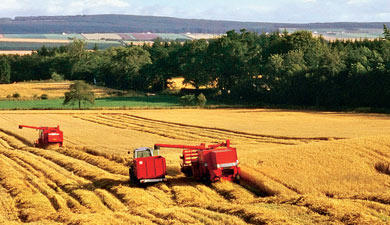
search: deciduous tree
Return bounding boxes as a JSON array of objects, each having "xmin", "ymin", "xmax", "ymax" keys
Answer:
[
  {"xmin": 63, "ymin": 80, "xmax": 95, "ymax": 109},
  {"xmin": 0, "ymin": 57, "xmax": 11, "ymax": 84}
]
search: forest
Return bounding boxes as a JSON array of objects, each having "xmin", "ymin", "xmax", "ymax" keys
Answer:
[
  {"xmin": 1, "ymin": 27, "xmax": 390, "ymax": 108},
  {"xmin": 0, "ymin": 14, "xmax": 386, "ymax": 34}
]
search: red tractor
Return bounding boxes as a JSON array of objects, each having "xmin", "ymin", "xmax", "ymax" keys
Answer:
[
  {"xmin": 154, "ymin": 140, "xmax": 240, "ymax": 183},
  {"xmin": 128, "ymin": 147, "xmax": 167, "ymax": 185},
  {"xmin": 18, "ymin": 125, "xmax": 63, "ymax": 148}
]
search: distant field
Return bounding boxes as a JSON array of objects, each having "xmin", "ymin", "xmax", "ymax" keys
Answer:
[
  {"xmin": 1, "ymin": 33, "xmax": 84, "ymax": 40},
  {"xmin": 184, "ymin": 33, "xmax": 224, "ymax": 39},
  {"xmin": 0, "ymin": 82, "xmax": 117, "ymax": 99},
  {"xmin": 0, "ymin": 30, "xmax": 382, "ymax": 51},
  {"xmin": 0, "ymin": 50, "xmax": 32, "ymax": 55},
  {"xmin": 0, "ymin": 40, "xmax": 121, "ymax": 50},
  {"xmin": 0, "ymin": 38, "xmax": 70, "ymax": 43},
  {"xmin": 0, "ymin": 41, "xmax": 69, "ymax": 50},
  {"xmin": 155, "ymin": 33, "xmax": 191, "ymax": 41}
]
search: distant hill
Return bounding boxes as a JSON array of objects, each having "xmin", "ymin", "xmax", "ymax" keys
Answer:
[{"xmin": 0, "ymin": 14, "xmax": 388, "ymax": 34}]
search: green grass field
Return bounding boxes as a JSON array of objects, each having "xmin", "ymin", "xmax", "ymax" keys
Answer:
[{"xmin": 0, "ymin": 95, "xmax": 179, "ymax": 109}]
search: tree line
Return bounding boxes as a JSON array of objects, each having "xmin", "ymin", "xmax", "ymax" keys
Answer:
[{"xmin": 1, "ymin": 27, "xmax": 390, "ymax": 108}]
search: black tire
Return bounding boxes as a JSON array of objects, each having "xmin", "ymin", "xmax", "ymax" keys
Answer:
[
  {"xmin": 202, "ymin": 173, "xmax": 211, "ymax": 185},
  {"xmin": 129, "ymin": 168, "xmax": 135, "ymax": 184},
  {"xmin": 234, "ymin": 175, "xmax": 241, "ymax": 184},
  {"xmin": 181, "ymin": 167, "xmax": 193, "ymax": 177}
]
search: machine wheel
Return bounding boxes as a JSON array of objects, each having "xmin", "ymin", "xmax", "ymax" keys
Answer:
[
  {"xmin": 129, "ymin": 168, "xmax": 132, "ymax": 184},
  {"xmin": 129, "ymin": 168, "xmax": 135, "ymax": 184},
  {"xmin": 234, "ymin": 175, "xmax": 241, "ymax": 184},
  {"xmin": 181, "ymin": 167, "xmax": 193, "ymax": 177},
  {"xmin": 202, "ymin": 173, "xmax": 211, "ymax": 185},
  {"xmin": 129, "ymin": 168, "xmax": 140, "ymax": 185}
]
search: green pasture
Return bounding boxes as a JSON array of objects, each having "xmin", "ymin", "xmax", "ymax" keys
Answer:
[
  {"xmin": 0, "ymin": 42, "xmax": 69, "ymax": 50},
  {"xmin": 0, "ymin": 95, "xmax": 179, "ymax": 109},
  {"xmin": 44, "ymin": 34, "xmax": 85, "ymax": 40}
]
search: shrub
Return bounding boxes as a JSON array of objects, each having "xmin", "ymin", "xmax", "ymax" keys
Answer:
[
  {"xmin": 12, "ymin": 92, "xmax": 20, "ymax": 98},
  {"xmin": 51, "ymin": 72, "xmax": 64, "ymax": 81},
  {"xmin": 197, "ymin": 93, "xmax": 207, "ymax": 106},
  {"xmin": 179, "ymin": 93, "xmax": 207, "ymax": 106},
  {"xmin": 40, "ymin": 94, "xmax": 48, "ymax": 100},
  {"xmin": 179, "ymin": 94, "xmax": 196, "ymax": 106}
]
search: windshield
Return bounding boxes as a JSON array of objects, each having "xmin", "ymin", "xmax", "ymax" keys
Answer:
[{"xmin": 135, "ymin": 149, "xmax": 152, "ymax": 158}]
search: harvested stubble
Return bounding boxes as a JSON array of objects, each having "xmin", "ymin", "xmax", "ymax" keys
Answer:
[
  {"xmin": 1, "ymin": 109, "xmax": 390, "ymax": 224},
  {"xmin": 0, "ymin": 186, "xmax": 19, "ymax": 223},
  {"xmin": 0, "ymin": 154, "xmax": 56, "ymax": 222}
]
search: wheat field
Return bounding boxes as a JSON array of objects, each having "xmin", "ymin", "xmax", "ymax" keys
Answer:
[
  {"xmin": 0, "ymin": 82, "xmax": 118, "ymax": 99},
  {"xmin": 0, "ymin": 109, "xmax": 390, "ymax": 224}
]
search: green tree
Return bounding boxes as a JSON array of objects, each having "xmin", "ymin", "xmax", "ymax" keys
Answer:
[
  {"xmin": 63, "ymin": 80, "xmax": 95, "ymax": 109},
  {"xmin": 71, "ymin": 51, "xmax": 107, "ymax": 83},
  {"xmin": 101, "ymin": 46, "xmax": 151, "ymax": 90},
  {"xmin": 181, "ymin": 39, "xmax": 211, "ymax": 89},
  {"xmin": 208, "ymin": 30, "xmax": 259, "ymax": 96},
  {"xmin": 0, "ymin": 57, "xmax": 11, "ymax": 84},
  {"xmin": 144, "ymin": 40, "xmax": 170, "ymax": 91},
  {"xmin": 383, "ymin": 24, "xmax": 390, "ymax": 40},
  {"xmin": 68, "ymin": 39, "xmax": 87, "ymax": 61}
]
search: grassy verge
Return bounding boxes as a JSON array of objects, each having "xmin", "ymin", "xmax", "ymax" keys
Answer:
[{"xmin": 0, "ymin": 95, "xmax": 180, "ymax": 110}]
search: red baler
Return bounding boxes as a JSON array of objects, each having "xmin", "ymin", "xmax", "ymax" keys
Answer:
[{"xmin": 154, "ymin": 140, "xmax": 240, "ymax": 183}]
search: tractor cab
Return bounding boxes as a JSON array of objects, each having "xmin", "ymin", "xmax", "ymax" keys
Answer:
[
  {"xmin": 133, "ymin": 147, "xmax": 159, "ymax": 158},
  {"xmin": 129, "ymin": 147, "xmax": 167, "ymax": 184}
]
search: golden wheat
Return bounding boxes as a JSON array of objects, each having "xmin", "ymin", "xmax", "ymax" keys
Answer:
[{"xmin": 1, "ymin": 109, "xmax": 390, "ymax": 224}]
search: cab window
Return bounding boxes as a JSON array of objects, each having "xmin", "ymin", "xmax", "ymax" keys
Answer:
[{"xmin": 135, "ymin": 150, "xmax": 152, "ymax": 158}]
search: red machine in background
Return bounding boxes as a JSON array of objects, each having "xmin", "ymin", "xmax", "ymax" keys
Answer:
[
  {"xmin": 18, "ymin": 125, "xmax": 63, "ymax": 148},
  {"xmin": 154, "ymin": 140, "xmax": 240, "ymax": 183}
]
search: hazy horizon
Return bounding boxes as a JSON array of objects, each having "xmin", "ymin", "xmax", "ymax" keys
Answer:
[{"xmin": 0, "ymin": 0, "xmax": 389, "ymax": 23}]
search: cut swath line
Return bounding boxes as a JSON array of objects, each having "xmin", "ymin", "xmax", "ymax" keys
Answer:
[
  {"xmin": 123, "ymin": 114, "xmax": 340, "ymax": 141},
  {"xmin": 0, "ymin": 148, "xmax": 86, "ymax": 213},
  {"xmin": 0, "ymin": 154, "xmax": 56, "ymax": 222},
  {"xmin": 52, "ymin": 147, "xmax": 128, "ymax": 176},
  {"xmin": 20, "ymin": 146, "xmax": 165, "ymax": 212},
  {"xmin": 4, "ymin": 147, "xmax": 117, "ymax": 213},
  {"xmin": 0, "ymin": 128, "xmax": 31, "ymax": 148},
  {"xmin": 93, "ymin": 114, "xmax": 194, "ymax": 140}
]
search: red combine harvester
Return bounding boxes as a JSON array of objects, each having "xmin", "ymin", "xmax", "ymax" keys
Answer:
[
  {"xmin": 18, "ymin": 125, "xmax": 63, "ymax": 148},
  {"xmin": 129, "ymin": 147, "xmax": 167, "ymax": 184},
  {"xmin": 154, "ymin": 140, "xmax": 240, "ymax": 183}
]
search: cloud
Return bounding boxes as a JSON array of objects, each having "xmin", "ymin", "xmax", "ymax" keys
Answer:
[{"xmin": 347, "ymin": 0, "xmax": 369, "ymax": 4}]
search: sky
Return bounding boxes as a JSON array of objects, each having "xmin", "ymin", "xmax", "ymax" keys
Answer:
[{"xmin": 0, "ymin": 0, "xmax": 389, "ymax": 23}]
